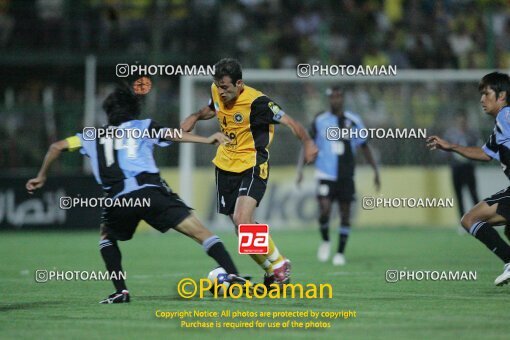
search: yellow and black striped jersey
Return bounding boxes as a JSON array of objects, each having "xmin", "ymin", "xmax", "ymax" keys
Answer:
[{"xmin": 209, "ymin": 84, "xmax": 285, "ymax": 176}]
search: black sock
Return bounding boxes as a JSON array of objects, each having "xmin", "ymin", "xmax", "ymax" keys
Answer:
[
  {"xmin": 320, "ymin": 224, "xmax": 329, "ymax": 241},
  {"xmin": 319, "ymin": 216, "xmax": 329, "ymax": 241},
  {"xmin": 203, "ymin": 235, "xmax": 238, "ymax": 274},
  {"xmin": 469, "ymin": 222, "xmax": 510, "ymax": 263},
  {"xmin": 99, "ymin": 239, "xmax": 127, "ymax": 292},
  {"xmin": 338, "ymin": 225, "xmax": 350, "ymax": 254}
]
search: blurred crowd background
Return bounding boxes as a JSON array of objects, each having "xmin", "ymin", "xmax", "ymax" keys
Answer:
[
  {"xmin": 1, "ymin": 0, "xmax": 510, "ymax": 173},
  {"xmin": 3, "ymin": 0, "xmax": 510, "ymax": 68}
]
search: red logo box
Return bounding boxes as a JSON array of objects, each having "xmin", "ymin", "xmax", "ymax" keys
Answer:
[{"xmin": 238, "ymin": 224, "xmax": 269, "ymax": 254}]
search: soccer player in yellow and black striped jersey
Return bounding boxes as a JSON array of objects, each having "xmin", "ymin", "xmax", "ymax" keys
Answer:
[{"xmin": 181, "ymin": 58, "xmax": 318, "ymax": 286}]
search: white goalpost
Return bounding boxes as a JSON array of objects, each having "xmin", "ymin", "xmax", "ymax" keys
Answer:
[{"xmin": 178, "ymin": 69, "xmax": 494, "ymax": 207}]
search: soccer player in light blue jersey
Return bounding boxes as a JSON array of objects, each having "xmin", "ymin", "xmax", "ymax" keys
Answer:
[
  {"xmin": 297, "ymin": 86, "xmax": 380, "ymax": 266},
  {"xmin": 428, "ymin": 72, "xmax": 510, "ymax": 286},
  {"xmin": 26, "ymin": 87, "xmax": 242, "ymax": 303}
]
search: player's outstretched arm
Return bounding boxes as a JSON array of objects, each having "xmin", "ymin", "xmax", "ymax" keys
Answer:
[
  {"xmin": 174, "ymin": 131, "xmax": 231, "ymax": 145},
  {"xmin": 427, "ymin": 135, "xmax": 491, "ymax": 161},
  {"xmin": 279, "ymin": 114, "xmax": 318, "ymax": 164},
  {"xmin": 295, "ymin": 147, "xmax": 305, "ymax": 187},
  {"xmin": 361, "ymin": 144, "xmax": 381, "ymax": 191},
  {"xmin": 180, "ymin": 106, "xmax": 216, "ymax": 132},
  {"xmin": 26, "ymin": 139, "xmax": 70, "ymax": 194}
]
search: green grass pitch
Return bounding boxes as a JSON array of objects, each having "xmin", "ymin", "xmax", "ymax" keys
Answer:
[{"xmin": 1, "ymin": 228, "xmax": 508, "ymax": 339}]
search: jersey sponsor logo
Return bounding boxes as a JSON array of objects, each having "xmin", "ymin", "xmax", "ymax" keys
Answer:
[
  {"xmin": 221, "ymin": 131, "xmax": 237, "ymax": 149},
  {"xmin": 238, "ymin": 224, "xmax": 269, "ymax": 254},
  {"xmin": 234, "ymin": 112, "xmax": 244, "ymax": 124},
  {"xmin": 219, "ymin": 117, "xmax": 238, "ymax": 148}
]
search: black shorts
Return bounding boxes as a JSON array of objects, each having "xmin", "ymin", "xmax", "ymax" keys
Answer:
[
  {"xmin": 101, "ymin": 185, "xmax": 192, "ymax": 241},
  {"xmin": 484, "ymin": 187, "xmax": 510, "ymax": 221},
  {"xmin": 215, "ymin": 166, "xmax": 268, "ymax": 215},
  {"xmin": 317, "ymin": 178, "xmax": 355, "ymax": 202}
]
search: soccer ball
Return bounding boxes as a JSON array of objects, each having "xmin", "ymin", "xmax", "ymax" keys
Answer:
[{"xmin": 207, "ymin": 267, "xmax": 231, "ymax": 295}]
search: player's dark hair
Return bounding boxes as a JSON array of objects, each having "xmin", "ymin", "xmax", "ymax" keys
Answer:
[
  {"xmin": 326, "ymin": 86, "xmax": 344, "ymax": 96},
  {"xmin": 456, "ymin": 109, "xmax": 467, "ymax": 118},
  {"xmin": 213, "ymin": 58, "xmax": 243, "ymax": 84},
  {"xmin": 102, "ymin": 87, "xmax": 141, "ymax": 126},
  {"xmin": 479, "ymin": 72, "xmax": 510, "ymax": 105}
]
